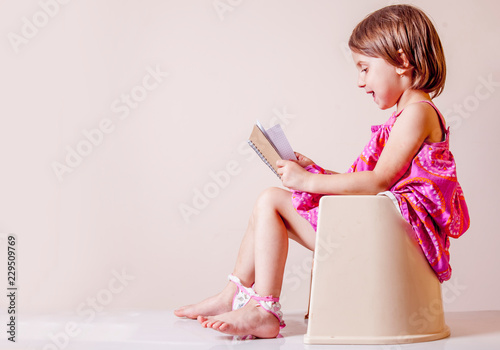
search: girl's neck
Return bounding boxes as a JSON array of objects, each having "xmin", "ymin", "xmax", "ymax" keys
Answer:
[{"xmin": 395, "ymin": 89, "xmax": 432, "ymax": 113}]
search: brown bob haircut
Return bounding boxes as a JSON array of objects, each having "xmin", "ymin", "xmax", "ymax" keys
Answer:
[{"xmin": 348, "ymin": 4, "xmax": 446, "ymax": 98}]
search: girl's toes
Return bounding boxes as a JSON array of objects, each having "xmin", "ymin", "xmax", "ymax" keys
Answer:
[
  {"xmin": 218, "ymin": 322, "xmax": 229, "ymax": 332},
  {"xmin": 207, "ymin": 320, "xmax": 220, "ymax": 329},
  {"xmin": 209, "ymin": 320, "xmax": 224, "ymax": 330},
  {"xmin": 199, "ymin": 316, "xmax": 214, "ymax": 328}
]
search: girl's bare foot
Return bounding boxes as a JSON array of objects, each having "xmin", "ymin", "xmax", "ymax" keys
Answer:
[
  {"xmin": 174, "ymin": 283, "xmax": 235, "ymax": 319},
  {"xmin": 198, "ymin": 300, "xmax": 281, "ymax": 339}
]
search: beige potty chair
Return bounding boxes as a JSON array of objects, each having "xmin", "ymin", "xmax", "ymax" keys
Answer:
[{"xmin": 304, "ymin": 195, "xmax": 450, "ymax": 345}]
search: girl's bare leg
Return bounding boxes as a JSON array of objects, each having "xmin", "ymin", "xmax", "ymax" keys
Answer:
[
  {"xmin": 174, "ymin": 198, "xmax": 260, "ymax": 319},
  {"xmin": 199, "ymin": 187, "xmax": 316, "ymax": 338}
]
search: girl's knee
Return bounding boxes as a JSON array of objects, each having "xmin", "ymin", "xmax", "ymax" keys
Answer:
[{"xmin": 255, "ymin": 187, "xmax": 288, "ymax": 211}]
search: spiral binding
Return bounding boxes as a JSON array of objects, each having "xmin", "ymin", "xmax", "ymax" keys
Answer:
[{"xmin": 247, "ymin": 140, "xmax": 280, "ymax": 178}]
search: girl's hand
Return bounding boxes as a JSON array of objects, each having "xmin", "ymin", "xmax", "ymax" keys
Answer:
[
  {"xmin": 294, "ymin": 152, "xmax": 315, "ymax": 168},
  {"xmin": 295, "ymin": 152, "xmax": 339, "ymax": 175},
  {"xmin": 276, "ymin": 159, "xmax": 311, "ymax": 191}
]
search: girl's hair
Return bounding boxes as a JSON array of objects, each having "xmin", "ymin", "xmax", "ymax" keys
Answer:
[{"xmin": 348, "ymin": 4, "xmax": 446, "ymax": 98}]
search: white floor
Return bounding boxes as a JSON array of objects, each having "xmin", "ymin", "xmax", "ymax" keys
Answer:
[{"xmin": 6, "ymin": 310, "xmax": 500, "ymax": 350}]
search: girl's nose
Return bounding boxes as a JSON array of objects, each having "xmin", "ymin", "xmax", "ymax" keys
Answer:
[{"xmin": 357, "ymin": 75, "xmax": 366, "ymax": 88}]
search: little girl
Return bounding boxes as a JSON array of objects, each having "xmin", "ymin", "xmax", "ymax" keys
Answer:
[{"xmin": 175, "ymin": 4, "xmax": 470, "ymax": 339}]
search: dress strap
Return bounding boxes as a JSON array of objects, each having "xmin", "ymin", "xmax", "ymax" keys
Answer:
[{"xmin": 418, "ymin": 100, "xmax": 448, "ymax": 136}]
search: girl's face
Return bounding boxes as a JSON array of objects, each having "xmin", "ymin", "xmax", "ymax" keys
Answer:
[{"xmin": 351, "ymin": 51, "xmax": 406, "ymax": 110}]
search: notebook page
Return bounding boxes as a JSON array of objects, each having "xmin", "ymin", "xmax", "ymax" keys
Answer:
[{"xmin": 265, "ymin": 124, "xmax": 297, "ymax": 161}]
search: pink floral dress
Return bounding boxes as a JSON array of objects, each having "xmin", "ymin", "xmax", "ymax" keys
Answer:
[{"xmin": 292, "ymin": 101, "xmax": 470, "ymax": 282}]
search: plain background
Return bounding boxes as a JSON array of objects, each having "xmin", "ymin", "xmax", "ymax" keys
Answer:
[{"xmin": 0, "ymin": 0, "xmax": 498, "ymax": 318}]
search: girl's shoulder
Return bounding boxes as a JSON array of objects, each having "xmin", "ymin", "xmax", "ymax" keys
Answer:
[
  {"xmin": 396, "ymin": 101, "xmax": 445, "ymax": 143},
  {"xmin": 397, "ymin": 100, "xmax": 438, "ymax": 118}
]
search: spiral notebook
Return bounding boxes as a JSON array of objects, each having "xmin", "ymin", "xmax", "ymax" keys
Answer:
[{"xmin": 247, "ymin": 121, "xmax": 296, "ymax": 178}]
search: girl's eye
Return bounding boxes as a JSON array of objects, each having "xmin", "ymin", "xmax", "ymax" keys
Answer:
[{"xmin": 361, "ymin": 68, "xmax": 368, "ymax": 73}]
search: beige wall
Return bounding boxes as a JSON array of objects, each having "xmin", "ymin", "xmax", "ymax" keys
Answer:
[{"xmin": 0, "ymin": 0, "xmax": 498, "ymax": 316}]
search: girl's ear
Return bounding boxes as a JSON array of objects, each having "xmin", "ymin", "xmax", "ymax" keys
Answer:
[{"xmin": 395, "ymin": 48, "xmax": 412, "ymax": 75}]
